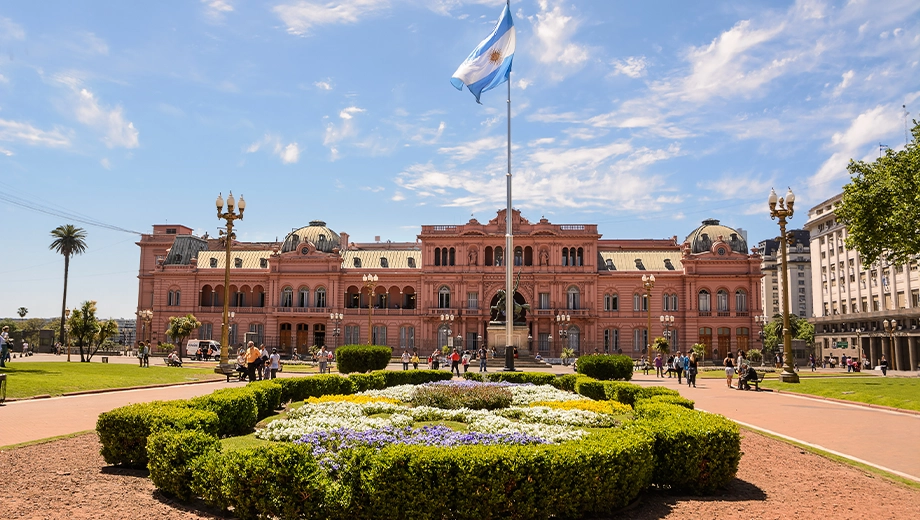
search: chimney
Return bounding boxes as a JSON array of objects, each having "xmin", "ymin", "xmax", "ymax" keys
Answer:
[{"xmin": 340, "ymin": 232, "xmax": 349, "ymax": 249}]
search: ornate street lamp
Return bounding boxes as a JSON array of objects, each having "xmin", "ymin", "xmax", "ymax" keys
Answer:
[
  {"xmin": 660, "ymin": 314, "xmax": 674, "ymax": 351},
  {"xmin": 882, "ymin": 319, "xmax": 896, "ymax": 370},
  {"xmin": 216, "ymin": 191, "xmax": 245, "ymax": 370},
  {"xmin": 642, "ymin": 274, "xmax": 656, "ymax": 365},
  {"xmin": 363, "ymin": 274, "xmax": 379, "ymax": 345},
  {"xmin": 755, "ymin": 314, "xmax": 768, "ymax": 365},
  {"xmin": 556, "ymin": 313, "xmax": 570, "ymax": 353},
  {"xmin": 330, "ymin": 312, "xmax": 343, "ymax": 351},
  {"xmin": 440, "ymin": 313, "xmax": 455, "ymax": 350},
  {"xmin": 769, "ymin": 187, "xmax": 799, "ymax": 383},
  {"xmin": 64, "ymin": 308, "xmax": 72, "ymax": 362},
  {"xmin": 855, "ymin": 327, "xmax": 864, "ymax": 366}
]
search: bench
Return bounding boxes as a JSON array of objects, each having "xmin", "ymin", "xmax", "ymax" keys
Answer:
[
  {"xmin": 739, "ymin": 373, "xmax": 766, "ymax": 391},
  {"xmin": 214, "ymin": 365, "xmax": 244, "ymax": 383}
]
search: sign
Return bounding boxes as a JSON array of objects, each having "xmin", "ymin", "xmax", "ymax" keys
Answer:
[{"xmin": 836, "ymin": 341, "xmax": 848, "ymax": 349}]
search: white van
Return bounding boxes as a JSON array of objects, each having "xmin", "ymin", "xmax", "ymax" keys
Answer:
[{"xmin": 186, "ymin": 339, "xmax": 221, "ymax": 359}]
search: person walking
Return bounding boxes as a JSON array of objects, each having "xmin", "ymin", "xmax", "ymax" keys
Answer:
[
  {"xmin": 654, "ymin": 353, "xmax": 664, "ymax": 378},
  {"xmin": 411, "ymin": 351, "xmax": 420, "ymax": 370},
  {"xmin": 401, "ymin": 350, "xmax": 411, "ymax": 371},
  {"xmin": 478, "ymin": 345, "xmax": 488, "ymax": 372},
  {"xmin": 809, "ymin": 353, "xmax": 817, "ymax": 372},
  {"xmin": 462, "ymin": 350, "xmax": 471, "ymax": 372},
  {"xmin": 724, "ymin": 352, "xmax": 735, "ymax": 388},
  {"xmin": 682, "ymin": 352, "xmax": 691, "ymax": 386},
  {"xmin": 260, "ymin": 344, "xmax": 271, "ymax": 380},
  {"xmin": 0, "ymin": 326, "xmax": 12, "ymax": 367},
  {"xmin": 142, "ymin": 342, "xmax": 150, "ymax": 367},
  {"xmin": 674, "ymin": 352, "xmax": 684, "ymax": 384},
  {"xmin": 450, "ymin": 348, "xmax": 461, "ymax": 377},
  {"xmin": 687, "ymin": 352, "xmax": 698, "ymax": 388},
  {"xmin": 879, "ymin": 355, "xmax": 888, "ymax": 376},
  {"xmin": 268, "ymin": 348, "xmax": 281, "ymax": 379},
  {"xmin": 245, "ymin": 341, "xmax": 261, "ymax": 382},
  {"xmin": 137, "ymin": 342, "xmax": 145, "ymax": 367},
  {"xmin": 318, "ymin": 346, "xmax": 329, "ymax": 374}
]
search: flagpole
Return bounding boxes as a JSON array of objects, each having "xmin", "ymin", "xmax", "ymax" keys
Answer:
[{"xmin": 503, "ymin": 0, "xmax": 515, "ymax": 371}]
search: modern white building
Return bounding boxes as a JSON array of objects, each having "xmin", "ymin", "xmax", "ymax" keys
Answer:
[
  {"xmin": 804, "ymin": 194, "xmax": 920, "ymax": 371},
  {"xmin": 758, "ymin": 229, "xmax": 812, "ymax": 320}
]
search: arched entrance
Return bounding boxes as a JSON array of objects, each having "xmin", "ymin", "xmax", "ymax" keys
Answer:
[{"xmin": 488, "ymin": 291, "xmax": 528, "ymax": 323}]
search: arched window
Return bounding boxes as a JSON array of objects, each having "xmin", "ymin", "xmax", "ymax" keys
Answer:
[
  {"xmin": 485, "ymin": 246, "xmax": 493, "ymax": 266},
  {"xmin": 698, "ymin": 290, "xmax": 711, "ymax": 312},
  {"xmin": 494, "ymin": 246, "xmax": 503, "ymax": 266},
  {"xmin": 604, "ymin": 293, "xmax": 619, "ymax": 311},
  {"xmin": 604, "ymin": 328, "xmax": 619, "ymax": 353},
  {"xmin": 315, "ymin": 287, "xmax": 327, "ymax": 308},
  {"xmin": 562, "ymin": 248, "xmax": 569, "ymax": 266},
  {"xmin": 633, "ymin": 328, "xmax": 647, "ymax": 352},
  {"xmin": 353, "ymin": 257, "xmax": 361, "ymax": 268},
  {"xmin": 567, "ymin": 325, "xmax": 580, "ymax": 353},
  {"xmin": 670, "ymin": 294, "xmax": 678, "ymax": 311},
  {"xmin": 576, "ymin": 247, "xmax": 584, "ymax": 266},
  {"xmin": 438, "ymin": 286, "xmax": 451, "ymax": 308},
  {"xmin": 735, "ymin": 290, "xmax": 748, "ymax": 312},
  {"xmin": 524, "ymin": 246, "xmax": 533, "ymax": 266},
  {"xmin": 442, "ymin": 248, "xmax": 448, "ymax": 266},
  {"xmin": 298, "ymin": 287, "xmax": 309, "ymax": 307},
  {"xmin": 434, "ymin": 247, "xmax": 441, "ymax": 266},
  {"xmin": 567, "ymin": 286, "xmax": 580, "ymax": 310},
  {"xmin": 663, "ymin": 294, "xmax": 671, "ymax": 311},
  {"xmin": 449, "ymin": 248, "xmax": 455, "ymax": 266},
  {"xmin": 514, "ymin": 246, "xmax": 523, "ymax": 266},
  {"xmin": 281, "ymin": 286, "xmax": 293, "ymax": 307},
  {"xmin": 605, "ymin": 259, "xmax": 615, "ymax": 270},
  {"xmin": 717, "ymin": 290, "xmax": 729, "ymax": 312}
]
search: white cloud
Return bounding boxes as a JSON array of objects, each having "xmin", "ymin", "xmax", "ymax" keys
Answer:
[
  {"xmin": 273, "ymin": 0, "xmax": 390, "ymax": 36},
  {"xmin": 831, "ymin": 69, "xmax": 855, "ymax": 97},
  {"xmin": 0, "ymin": 118, "xmax": 71, "ymax": 148},
  {"xmin": 0, "ymin": 17, "xmax": 25, "ymax": 40},
  {"xmin": 0, "ymin": 146, "xmax": 13, "ymax": 156},
  {"xmin": 202, "ymin": 0, "xmax": 234, "ymax": 21},
  {"xmin": 437, "ymin": 135, "xmax": 504, "ymax": 162},
  {"xmin": 323, "ymin": 106, "xmax": 366, "ymax": 159},
  {"xmin": 610, "ymin": 56, "xmax": 647, "ymax": 78},
  {"xmin": 100, "ymin": 157, "xmax": 111, "ymax": 169},
  {"xmin": 516, "ymin": 79, "xmax": 531, "ymax": 90},
  {"xmin": 314, "ymin": 80, "xmax": 333, "ymax": 90},
  {"xmin": 245, "ymin": 133, "xmax": 301, "ymax": 164},
  {"xmin": 391, "ymin": 191, "xmax": 405, "ymax": 201},
  {"xmin": 409, "ymin": 121, "xmax": 445, "ymax": 145},
  {"xmin": 339, "ymin": 106, "xmax": 365, "ymax": 119},
  {"xmin": 529, "ymin": 0, "xmax": 589, "ymax": 79},
  {"xmin": 278, "ymin": 142, "xmax": 301, "ymax": 163},
  {"xmin": 79, "ymin": 32, "xmax": 109, "ymax": 55},
  {"xmin": 72, "ymin": 88, "xmax": 139, "ymax": 148}
]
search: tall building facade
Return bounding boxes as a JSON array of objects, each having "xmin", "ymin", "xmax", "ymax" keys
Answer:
[
  {"xmin": 758, "ymin": 230, "xmax": 812, "ymax": 320},
  {"xmin": 137, "ymin": 211, "xmax": 763, "ymax": 362},
  {"xmin": 805, "ymin": 194, "xmax": 920, "ymax": 371}
]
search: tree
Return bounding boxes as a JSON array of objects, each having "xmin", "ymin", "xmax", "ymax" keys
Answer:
[
  {"xmin": 17, "ymin": 307, "xmax": 28, "ymax": 318},
  {"xmin": 836, "ymin": 121, "xmax": 920, "ymax": 266},
  {"xmin": 653, "ymin": 336, "xmax": 670, "ymax": 355},
  {"xmin": 22, "ymin": 318, "xmax": 48, "ymax": 347},
  {"xmin": 67, "ymin": 300, "xmax": 100, "ymax": 362},
  {"xmin": 49, "ymin": 225, "xmax": 88, "ymax": 349},
  {"xmin": 764, "ymin": 313, "xmax": 814, "ymax": 351},
  {"xmin": 166, "ymin": 314, "xmax": 201, "ymax": 362}
]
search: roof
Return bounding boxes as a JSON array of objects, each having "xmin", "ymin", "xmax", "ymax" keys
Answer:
[
  {"xmin": 196, "ymin": 251, "xmax": 271, "ymax": 269},
  {"xmin": 598, "ymin": 251, "xmax": 682, "ymax": 272},
  {"xmin": 340, "ymin": 250, "xmax": 421, "ymax": 269},
  {"xmin": 685, "ymin": 218, "xmax": 747, "ymax": 254},
  {"xmin": 164, "ymin": 235, "xmax": 208, "ymax": 265},
  {"xmin": 281, "ymin": 220, "xmax": 341, "ymax": 253}
]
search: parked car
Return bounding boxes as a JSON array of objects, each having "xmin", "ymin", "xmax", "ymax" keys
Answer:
[{"xmin": 185, "ymin": 339, "xmax": 221, "ymax": 359}]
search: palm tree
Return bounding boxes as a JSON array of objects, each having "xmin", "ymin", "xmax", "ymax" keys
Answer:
[
  {"xmin": 49, "ymin": 225, "xmax": 88, "ymax": 349},
  {"xmin": 17, "ymin": 307, "xmax": 27, "ymax": 318}
]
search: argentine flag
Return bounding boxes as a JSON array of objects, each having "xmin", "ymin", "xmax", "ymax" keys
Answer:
[{"xmin": 451, "ymin": 4, "xmax": 515, "ymax": 103}]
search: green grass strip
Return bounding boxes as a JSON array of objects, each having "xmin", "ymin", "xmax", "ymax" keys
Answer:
[{"xmin": 759, "ymin": 377, "xmax": 920, "ymax": 412}]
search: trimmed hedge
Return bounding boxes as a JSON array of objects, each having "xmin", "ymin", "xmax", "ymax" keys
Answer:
[
  {"xmin": 483, "ymin": 371, "xmax": 558, "ymax": 386},
  {"xmin": 277, "ymin": 374, "xmax": 354, "ymax": 403},
  {"xmin": 574, "ymin": 380, "xmax": 647, "ymax": 407},
  {"xmin": 147, "ymin": 430, "xmax": 221, "ymax": 500},
  {"xmin": 189, "ymin": 388, "xmax": 259, "ymax": 437},
  {"xmin": 335, "ymin": 345, "xmax": 392, "ymax": 373},
  {"xmin": 550, "ymin": 373, "xmax": 594, "ymax": 392},
  {"xmin": 96, "ymin": 401, "xmax": 218, "ymax": 468},
  {"xmin": 576, "ymin": 354, "xmax": 634, "ymax": 381},
  {"xmin": 372, "ymin": 369, "xmax": 453, "ymax": 387},
  {"xmin": 348, "ymin": 372, "xmax": 387, "ymax": 393},
  {"xmin": 246, "ymin": 380, "xmax": 283, "ymax": 419},
  {"xmin": 629, "ymin": 403, "xmax": 740, "ymax": 493},
  {"xmin": 638, "ymin": 386, "xmax": 681, "ymax": 400},
  {"xmin": 635, "ymin": 394, "xmax": 695, "ymax": 410},
  {"xmin": 461, "ymin": 372, "xmax": 484, "ymax": 382}
]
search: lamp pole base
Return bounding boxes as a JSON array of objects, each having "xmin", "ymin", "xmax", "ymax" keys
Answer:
[
  {"xmin": 502, "ymin": 345, "xmax": 517, "ymax": 372},
  {"xmin": 779, "ymin": 370, "xmax": 800, "ymax": 383}
]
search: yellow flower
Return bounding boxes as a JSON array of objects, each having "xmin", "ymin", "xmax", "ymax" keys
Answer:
[
  {"xmin": 305, "ymin": 395, "xmax": 400, "ymax": 405},
  {"xmin": 530, "ymin": 399, "xmax": 632, "ymax": 415}
]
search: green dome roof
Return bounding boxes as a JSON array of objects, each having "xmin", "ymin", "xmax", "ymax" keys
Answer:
[
  {"xmin": 281, "ymin": 220, "xmax": 341, "ymax": 253},
  {"xmin": 685, "ymin": 219, "xmax": 747, "ymax": 254}
]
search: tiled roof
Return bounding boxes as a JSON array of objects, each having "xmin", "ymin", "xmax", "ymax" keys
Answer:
[
  {"xmin": 599, "ymin": 251, "xmax": 682, "ymax": 272},
  {"xmin": 197, "ymin": 251, "xmax": 271, "ymax": 269},
  {"xmin": 341, "ymin": 250, "xmax": 421, "ymax": 269}
]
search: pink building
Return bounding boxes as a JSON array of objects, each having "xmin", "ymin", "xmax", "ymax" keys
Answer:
[{"xmin": 136, "ymin": 210, "xmax": 762, "ymax": 362}]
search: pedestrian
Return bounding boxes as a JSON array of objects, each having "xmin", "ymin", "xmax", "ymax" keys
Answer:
[
  {"xmin": 245, "ymin": 341, "xmax": 261, "ymax": 382},
  {"xmin": 292, "ymin": 347, "xmax": 298, "ymax": 361},
  {"xmin": 260, "ymin": 344, "xmax": 271, "ymax": 380},
  {"xmin": 654, "ymin": 353, "xmax": 664, "ymax": 378},
  {"xmin": 724, "ymin": 352, "xmax": 735, "ymax": 388},
  {"xmin": 688, "ymin": 352, "xmax": 698, "ymax": 388},
  {"xmin": 411, "ymin": 351, "xmax": 420, "ymax": 370},
  {"xmin": 318, "ymin": 346, "xmax": 329, "ymax": 374},
  {"xmin": 879, "ymin": 355, "xmax": 888, "ymax": 376},
  {"xmin": 841, "ymin": 354, "xmax": 849, "ymax": 372},
  {"xmin": 450, "ymin": 348, "xmax": 461, "ymax": 376},
  {"xmin": 462, "ymin": 350, "xmax": 471, "ymax": 372},
  {"xmin": 142, "ymin": 342, "xmax": 150, "ymax": 367},
  {"xmin": 682, "ymin": 351, "xmax": 690, "ymax": 385},
  {"xmin": 22, "ymin": 340, "xmax": 29, "ymax": 357},
  {"xmin": 401, "ymin": 350, "xmax": 411, "ymax": 371},
  {"xmin": 674, "ymin": 352, "xmax": 684, "ymax": 384},
  {"xmin": 269, "ymin": 348, "xmax": 281, "ymax": 379},
  {"xmin": 478, "ymin": 345, "xmax": 488, "ymax": 372},
  {"xmin": 666, "ymin": 355, "xmax": 674, "ymax": 377},
  {"xmin": 0, "ymin": 326, "xmax": 12, "ymax": 367},
  {"xmin": 809, "ymin": 353, "xmax": 816, "ymax": 372}
]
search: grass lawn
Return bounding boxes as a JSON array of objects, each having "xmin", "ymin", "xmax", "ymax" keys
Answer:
[
  {"xmin": 760, "ymin": 377, "xmax": 920, "ymax": 412},
  {"xmin": 0, "ymin": 362, "xmax": 223, "ymax": 399},
  {"xmin": 697, "ymin": 369, "xmax": 872, "ymax": 379}
]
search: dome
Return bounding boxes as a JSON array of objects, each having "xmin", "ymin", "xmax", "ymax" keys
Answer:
[
  {"xmin": 281, "ymin": 220, "xmax": 341, "ymax": 253},
  {"xmin": 685, "ymin": 219, "xmax": 747, "ymax": 254}
]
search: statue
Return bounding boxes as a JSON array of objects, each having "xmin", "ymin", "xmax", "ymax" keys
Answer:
[
  {"xmin": 491, "ymin": 270, "xmax": 530, "ymax": 324},
  {"xmin": 469, "ymin": 249, "xmax": 478, "ymax": 266},
  {"xmin": 539, "ymin": 249, "xmax": 549, "ymax": 266}
]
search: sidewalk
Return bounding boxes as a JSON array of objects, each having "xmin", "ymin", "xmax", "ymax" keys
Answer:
[{"xmin": 630, "ymin": 372, "xmax": 920, "ymax": 483}]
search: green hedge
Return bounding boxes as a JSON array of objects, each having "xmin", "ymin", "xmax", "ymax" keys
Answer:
[
  {"xmin": 277, "ymin": 374, "xmax": 355, "ymax": 403},
  {"xmin": 372, "ymin": 369, "xmax": 453, "ymax": 387},
  {"xmin": 574, "ymin": 380, "xmax": 647, "ymax": 407},
  {"xmin": 189, "ymin": 388, "xmax": 259, "ymax": 437},
  {"xmin": 147, "ymin": 430, "xmax": 221, "ymax": 500},
  {"xmin": 483, "ymin": 371, "xmax": 558, "ymax": 386},
  {"xmin": 335, "ymin": 345, "xmax": 392, "ymax": 373},
  {"xmin": 629, "ymin": 403, "xmax": 740, "ymax": 493},
  {"xmin": 348, "ymin": 372, "xmax": 387, "ymax": 393},
  {"xmin": 637, "ymin": 386, "xmax": 681, "ymax": 400},
  {"xmin": 635, "ymin": 394, "xmax": 695, "ymax": 410},
  {"xmin": 461, "ymin": 372, "xmax": 484, "ymax": 382},
  {"xmin": 96, "ymin": 401, "xmax": 219, "ymax": 468},
  {"xmin": 550, "ymin": 373, "xmax": 594, "ymax": 392},
  {"xmin": 576, "ymin": 354, "xmax": 634, "ymax": 381},
  {"xmin": 246, "ymin": 380, "xmax": 283, "ymax": 418}
]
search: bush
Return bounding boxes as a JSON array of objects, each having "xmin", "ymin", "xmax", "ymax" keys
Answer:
[
  {"xmin": 576, "ymin": 354, "xmax": 634, "ymax": 381},
  {"xmin": 335, "ymin": 345, "xmax": 392, "ymax": 373},
  {"xmin": 147, "ymin": 430, "xmax": 221, "ymax": 500},
  {"xmin": 348, "ymin": 372, "xmax": 387, "ymax": 393},
  {"xmin": 484, "ymin": 372, "xmax": 557, "ymax": 386},
  {"xmin": 461, "ymin": 372, "xmax": 484, "ymax": 382},
  {"xmin": 574, "ymin": 379, "xmax": 606, "ymax": 401},
  {"xmin": 411, "ymin": 384, "xmax": 512, "ymax": 410},
  {"xmin": 372, "ymin": 369, "xmax": 453, "ymax": 387},
  {"xmin": 637, "ymin": 386, "xmax": 681, "ymax": 400},
  {"xmin": 96, "ymin": 401, "xmax": 218, "ymax": 468},
  {"xmin": 574, "ymin": 380, "xmax": 646, "ymax": 407},
  {"xmin": 550, "ymin": 373, "xmax": 594, "ymax": 392},
  {"xmin": 635, "ymin": 394, "xmax": 695, "ymax": 411},
  {"xmin": 278, "ymin": 374, "xmax": 354, "ymax": 403},
  {"xmin": 629, "ymin": 404, "xmax": 741, "ymax": 493},
  {"xmin": 246, "ymin": 380, "xmax": 283, "ymax": 418},
  {"xmin": 189, "ymin": 388, "xmax": 258, "ymax": 437}
]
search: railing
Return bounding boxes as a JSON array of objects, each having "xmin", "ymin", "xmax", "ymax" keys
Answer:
[
  {"xmin": 698, "ymin": 311, "xmax": 712, "ymax": 317},
  {"xmin": 717, "ymin": 312, "xmax": 732, "ymax": 317}
]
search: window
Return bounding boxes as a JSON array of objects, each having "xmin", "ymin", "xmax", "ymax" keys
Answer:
[
  {"xmin": 248, "ymin": 323, "xmax": 264, "ymax": 345},
  {"xmin": 353, "ymin": 257, "xmax": 361, "ymax": 268},
  {"xmin": 281, "ymin": 286, "xmax": 293, "ymax": 307},
  {"xmin": 345, "ymin": 325, "xmax": 360, "ymax": 345},
  {"xmin": 315, "ymin": 287, "xmax": 327, "ymax": 308},
  {"xmin": 562, "ymin": 248, "xmax": 569, "ymax": 266},
  {"xmin": 210, "ymin": 258, "xmax": 218, "ymax": 268},
  {"xmin": 539, "ymin": 292, "xmax": 550, "ymax": 310},
  {"xmin": 605, "ymin": 259, "xmax": 615, "ymax": 270},
  {"xmin": 538, "ymin": 332, "xmax": 550, "ymax": 352},
  {"xmin": 735, "ymin": 290, "xmax": 747, "ymax": 312},
  {"xmin": 199, "ymin": 323, "xmax": 213, "ymax": 340},
  {"xmin": 633, "ymin": 293, "xmax": 641, "ymax": 311},
  {"xmin": 260, "ymin": 258, "xmax": 268, "ymax": 268},
  {"xmin": 604, "ymin": 328, "xmax": 619, "ymax": 353},
  {"xmin": 494, "ymin": 246, "xmax": 503, "ymax": 266},
  {"xmin": 167, "ymin": 290, "xmax": 181, "ymax": 306},
  {"xmin": 299, "ymin": 287, "xmax": 309, "ymax": 307},
  {"xmin": 633, "ymin": 328, "xmax": 647, "ymax": 352},
  {"xmin": 467, "ymin": 292, "xmax": 479, "ymax": 310},
  {"xmin": 438, "ymin": 286, "xmax": 451, "ymax": 308},
  {"xmin": 716, "ymin": 290, "xmax": 729, "ymax": 312},
  {"xmin": 233, "ymin": 290, "xmax": 245, "ymax": 307},
  {"xmin": 698, "ymin": 290, "xmax": 711, "ymax": 312},
  {"xmin": 514, "ymin": 246, "xmax": 523, "ymax": 266},
  {"xmin": 408, "ymin": 258, "xmax": 417, "ymax": 269},
  {"xmin": 670, "ymin": 294, "xmax": 678, "ymax": 311},
  {"xmin": 399, "ymin": 326, "xmax": 415, "ymax": 349},
  {"xmin": 567, "ymin": 286, "xmax": 580, "ymax": 310},
  {"xmin": 605, "ymin": 293, "xmax": 619, "ymax": 311},
  {"xmin": 372, "ymin": 325, "xmax": 387, "ymax": 346},
  {"xmin": 380, "ymin": 257, "xmax": 388, "ymax": 268},
  {"xmin": 234, "ymin": 257, "xmax": 243, "ymax": 268}
]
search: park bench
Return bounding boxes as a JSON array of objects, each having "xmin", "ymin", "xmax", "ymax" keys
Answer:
[
  {"xmin": 214, "ymin": 365, "xmax": 243, "ymax": 383},
  {"xmin": 740, "ymin": 373, "xmax": 766, "ymax": 391}
]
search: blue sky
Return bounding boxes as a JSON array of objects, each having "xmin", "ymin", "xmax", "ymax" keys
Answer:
[{"xmin": 1, "ymin": 0, "xmax": 918, "ymax": 320}]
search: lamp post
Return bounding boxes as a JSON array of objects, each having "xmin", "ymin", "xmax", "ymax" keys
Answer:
[
  {"xmin": 855, "ymin": 327, "xmax": 863, "ymax": 367},
  {"xmin": 137, "ymin": 309, "xmax": 152, "ymax": 357},
  {"xmin": 456, "ymin": 334, "xmax": 463, "ymax": 353},
  {"xmin": 330, "ymin": 312, "xmax": 343, "ymax": 351},
  {"xmin": 362, "ymin": 274, "xmax": 379, "ymax": 345},
  {"xmin": 64, "ymin": 308, "xmax": 72, "ymax": 362},
  {"xmin": 216, "ymin": 191, "xmax": 245, "ymax": 369},
  {"xmin": 556, "ymin": 313, "xmax": 570, "ymax": 356},
  {"xmin": 642, "ymin": 274, "xmax": 656, "ymax": 365},
  {"xmin": 882, "ymin": 319, "xmax": 896, "ymax": 370},
  {"xmin": 660, "ymin": 314, "xmax": 674, "ymax": 352},
  {"xmin": 440, "ymin": 313, "xmax": 455, "ymax": 350},
  {"xmin": 755, "ymin": 314, "xmax": 768, "ymax": 366},
  {"xmin": 769, "ymin": 187, "xmax": 799, "ymax": 383},
  {"xmin": 477, "ymin": 334, "xmax": 483, "ymax": 352}
]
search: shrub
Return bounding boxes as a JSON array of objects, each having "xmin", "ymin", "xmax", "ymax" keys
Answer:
[
  {"xmin": 637, "ymin": 386, "xmax": 681, "ymax": 400},
  {"xmin": 372, "ymin": 369, "xmax": 453, "ymax": 387},
  {"xmin": 411, "ymin": 384, "xmax": 512, "ymax": 410},
  {"xmin": 628, "ymin": 404, "xmax": 741, "ymax": 493},
  {"xmin": 147, "ymin": 430, "xmax": 221, "ymax": 500},
  {"xmin": 635, "ymin": 394, "xmax": 695, "ymax": 411},
  {"xmin": 335, "ymin": 345, "xmax": 392, "ymax": 374},
  {"xmin": 348, "ymin": 372, "xmax": 387, "ymax": 393},
  {"xmin": 550, "ymin": 373, "xmax": 593, "ymax": 392},
  {"xmin": 189, "ymin": 388, "xmax": 258, "ymax": 437},
  {"xmin": 96, "ymin": 401, "xmax": 218, "ymax": 468},
  {"xmin": 484, "ymin": 371, "xmax": 557, "ymax": 386},
  {"xmin": 574, "ymin": 379, "xmax": 606, "ymax": 401},
  {"xmin": 461, "ymin": 372, "xmax": 484, "ymax": 382},
  {"xmin": 278, "ymin": 374, "xmax": 354, "ymax": 403},
  {"xmin": 576, "ymin": 354, "xmax": 634, "ymax": 381},
  {"xmin": 246, "ymin": 380, "xmax": 283, "ymax": 418},
  {"xmin": 574, "ymin": 380, "xmax": 646, "ymax": 407}
]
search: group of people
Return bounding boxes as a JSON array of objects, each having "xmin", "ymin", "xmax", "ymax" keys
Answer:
[
  {"xmin": 136, "ymin": 341, "xmax": 150, "ymax": 367},
  {"xmin": 234, "ymin": 341, "xmax": 282, "ymax": 381},
  {"xmin": 723, "ymin": 352, "xmax": 760, "ymax": 390},
  {"xmin": 651, "ymin": 351, "xmax": 700, "ymax": 387},
  {"xmin": 422, "ymin": 346, "xmax": 489, "ymax": 375},
  {"xmin": 0, "ymin": 325, "xmax": 12, "ymax": 367},
  {"xmin": 193, "ymin": 344, "xmax": 218, "ymax": 361}
]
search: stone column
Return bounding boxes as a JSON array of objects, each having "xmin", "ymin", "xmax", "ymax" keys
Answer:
[
  {"xmin": 882, "ymin": 336, "xmax": 892, "ymax": 368},
  {"xmin": 908, "ymin": 336, "xmax": 917, "ymax": 374},
  {"xmin": 869, "ymin": 337, "xmax": 879, "ymax": 367},
  {"xmin": 893, "ymin": 335, "xmax": 902, "ymax": 371}
]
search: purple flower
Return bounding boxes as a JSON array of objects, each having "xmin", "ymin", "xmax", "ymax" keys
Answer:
[{"xmin": 294, "ymin": 425, "xmax": 548, "ymax": 455}]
